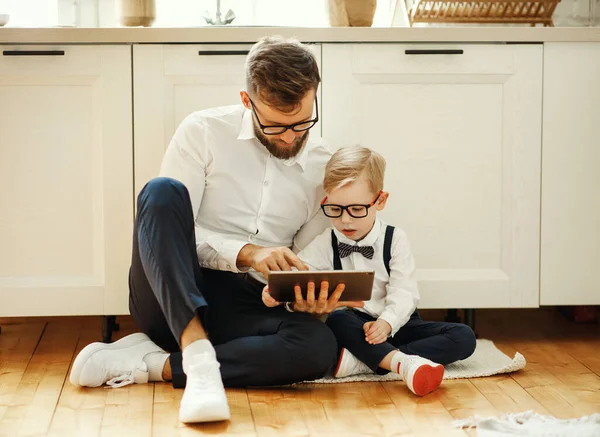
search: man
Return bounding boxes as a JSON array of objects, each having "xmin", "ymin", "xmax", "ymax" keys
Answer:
[{"xmin": 69, "ymin": 36, "xmax": 355, "ymax": 424}]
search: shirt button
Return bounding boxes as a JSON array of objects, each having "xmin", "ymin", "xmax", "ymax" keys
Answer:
[
  {"xmin": 264, "ymin": 181, "xmax": 269, "ymax": 186},
  {"xmin": 226, "ymin": 264, "xmax": 231, "ymax": 269}
]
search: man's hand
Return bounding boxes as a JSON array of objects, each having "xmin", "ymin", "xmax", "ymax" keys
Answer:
[
  {"xmin": 261, "ymin": 286, "xmax": 280, "ymax": 308},
  {"xmin": 292, "ymin": 281, "xmax": 364, "ymax": 316},
  {"xmin": 363, "ymin": 319, "xmax": 392, "ymax": 345},
  {"xmin": 237, "ymin": 244, "xmax": 308, "ymax": 278}
]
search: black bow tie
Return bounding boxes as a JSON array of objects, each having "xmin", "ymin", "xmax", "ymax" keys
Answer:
[{"xmin": 338, "ymin": 242, "xmax": 374, "ymax": 259}]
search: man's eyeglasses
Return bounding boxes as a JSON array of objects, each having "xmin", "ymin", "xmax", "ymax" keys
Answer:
[
  {"xmin": 248, "ymin": 96, "xmax": 319, "ymax": 135},
  {"xmin": 320, "ymin": 191, "xmax": 383, "ymax": 218}
]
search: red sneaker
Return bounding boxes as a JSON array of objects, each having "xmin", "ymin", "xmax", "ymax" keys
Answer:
[{"xmin": 398, "ymin": 355, "xmax": 444, "ymax": 396}]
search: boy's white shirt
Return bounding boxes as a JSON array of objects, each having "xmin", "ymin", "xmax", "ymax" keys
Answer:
[{"xmin": 297, "ymin": 218, "xmax": 420, "ymax": 336}]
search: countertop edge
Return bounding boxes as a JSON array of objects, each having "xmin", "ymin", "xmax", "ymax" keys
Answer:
[{"xmin": 1, "ymin": 27, "xmax": 600, "ymax": 44}]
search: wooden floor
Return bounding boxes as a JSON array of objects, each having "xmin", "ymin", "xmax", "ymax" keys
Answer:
[{"xmin": 0, "ymin": 308, "xmax": 599, "ymax": 437}]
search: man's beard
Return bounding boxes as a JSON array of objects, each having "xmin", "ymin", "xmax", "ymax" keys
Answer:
[{"xmin": 254, "ymin": 125, "xmax": 309, "ymax": 160}]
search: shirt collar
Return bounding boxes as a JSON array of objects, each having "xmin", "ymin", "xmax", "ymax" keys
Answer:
[
  {"xmin": 237, "ymin": 108, "xmax": 256, "ymax": 141},
  {"xmin": 333, "ymin": 217, "xmax": 382, "ymax": 247},
  {"xmin": 237, "ymin": 107, "xmax": 310, "ymax": 172},
  {"xmin": 284, "ymin": 143, "xmax": 309, "ymax": 171}
]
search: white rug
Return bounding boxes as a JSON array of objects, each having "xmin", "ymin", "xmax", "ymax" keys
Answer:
[
  {"xmin": 454, "ymin": 411, "xmax": 600, "ymax": 437},
  {"xmin": 305, "ymin": 339, "xmax": 526, "ymax": 384}
]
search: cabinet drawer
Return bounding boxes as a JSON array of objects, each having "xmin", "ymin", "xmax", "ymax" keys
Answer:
[
  {"xmin": 161, "ymin": 44, "xmax": 254, "ymax": 76},
  {"xmin": 348, "ymin": 44, "xmax": 521, "ymax": 75},
  {"xmin": 0, "ymin": 45, "xmax": 124, "ymax": 76},
  {"xmin": 158, "ymin": 43, "xmax": 322, "ymax": 76}
]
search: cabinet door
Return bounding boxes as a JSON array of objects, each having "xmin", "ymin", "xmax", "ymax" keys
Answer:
[
  {"xmin": 541, "ymin": 43, "xmax": 600, "ymax": 305},
  {"xmin": 0, "ymin": 45, "xmax": 133, "ymax": 316},
  {"xmin": 322, "ymin": 44, "xmax": 542, "ymax": 309},
  {"xmin": 133, "ymin": 44, "xmax": 322, "ymax": 196}
]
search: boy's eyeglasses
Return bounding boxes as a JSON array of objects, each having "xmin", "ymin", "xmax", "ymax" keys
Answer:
[
  {"xmin": 248, "ymin": 96, "xmax": 319, "ymax": 135},
  {"xmin": 320, "ymin": 191, "xmax": 383, "ymax": 218}
]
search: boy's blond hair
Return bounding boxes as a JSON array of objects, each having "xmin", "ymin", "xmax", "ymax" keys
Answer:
[{"xmin": 324, "ymin": 147, "xmax": 386, "ymax": 194}]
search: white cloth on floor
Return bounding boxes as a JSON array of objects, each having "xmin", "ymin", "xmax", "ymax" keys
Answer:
[{"xmin": 453, "ymin": 410, "xmax": 600, "ymax": 437}]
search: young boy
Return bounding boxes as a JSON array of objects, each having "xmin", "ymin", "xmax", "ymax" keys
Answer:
[{"xmin": 263, "ymin": 147, "xmax": 476, "ymax": 396}]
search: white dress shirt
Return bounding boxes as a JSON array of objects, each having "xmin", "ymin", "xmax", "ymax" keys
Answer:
[
  {"xmin": 297, "ymin": 218, "xmax": 420, "ymax": 336},
  {"xmin": 159, "ymin": 105, "xmax": 333, "ymax": 278}
]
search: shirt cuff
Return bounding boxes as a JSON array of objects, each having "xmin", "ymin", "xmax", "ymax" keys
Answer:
[
  {"xmin": 211, "ymin": 239, "xmax": 249, "ymax": 273},
  {"xmin": 378, "ymin": 313, "xmax": 400, "ymax": 337}
]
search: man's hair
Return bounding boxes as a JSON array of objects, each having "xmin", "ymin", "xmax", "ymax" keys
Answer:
[
  {"xmin": 324, "ymin": 147, "xmax": 386, "ymax": 194},
  {"xmin": 245, "ymin": 36, "xmax": 320, "ymax": 112}
]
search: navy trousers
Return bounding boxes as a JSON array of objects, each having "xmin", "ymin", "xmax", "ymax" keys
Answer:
[
  {"xmin": 326, "ymin": 309, "xmax": 476, "ymax": 373},
  {"xmin": 128, "ymin": 177, "xmax": 337, "ymax": 388}
]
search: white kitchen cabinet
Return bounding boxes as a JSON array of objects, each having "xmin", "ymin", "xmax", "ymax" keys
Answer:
[
  {"xmin": 541, "ymin": 43, "xmax": 600, "ymax": 306},
  {"xmin": 322, "ymin": 44, "xmax": 543, "ymax": 309},
  {"xmin": 0, "ymin": 45, "xmax": 133, "ymax": 316},
  {"xmin": 133, "ymin": 44, "xmax": 322, "ymax": 196}
]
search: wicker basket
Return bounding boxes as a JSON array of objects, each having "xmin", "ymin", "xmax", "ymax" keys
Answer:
[{"xmin": 404, "ymin": 0, "xmax": 561, "ymax": 26}]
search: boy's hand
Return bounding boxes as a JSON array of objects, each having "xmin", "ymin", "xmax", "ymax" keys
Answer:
[
  {"xmin": 237, "ymin": 244, "xmax": 308, "ymax": 278},
  {"xmin": 363, "ymin": 319, "xmax": 392, "ymax": 344},
  {"xmin": 261, "ymin": 286, "xmax": 280, "ymax": 308},
  {"xmin": 292, "ymin": 281, "xmax": 364, "ymax": 316}
]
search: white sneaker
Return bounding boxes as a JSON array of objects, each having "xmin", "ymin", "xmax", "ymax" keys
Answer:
[
  {"xmin": 333, "ymin": 348, "xmax": 373, "ymax": 378},
  {"xmin": 398, "ymin": 355, "xmax": 444, "ymax": 397},
  {"xmin": 69, "ymin": 333, "xmax": 165, "ymax": 388},
  {"xmin": 179, "ymin": 352, "xmax": 230, "ymax": 423}
]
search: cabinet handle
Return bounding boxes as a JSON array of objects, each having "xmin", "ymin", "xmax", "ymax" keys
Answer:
[
  {"xmin": 198, "ymin": 50, "xmax": 250, "ymax": 56},
  {"xmin": 405, "ymin": 49, "xmax": 464, "ymax": 55},
  {"xmin": 3, "ymin": 50, "xmax": 65, "ymax": 56}
]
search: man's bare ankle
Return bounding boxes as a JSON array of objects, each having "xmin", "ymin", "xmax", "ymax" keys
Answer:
[
  {"xmin": 162, "ymin": 358, "xmax": 172, "ymax": 381},
  {"xmin": 180, "ymin": 315, "xmax": 209, "ymax": 349}
]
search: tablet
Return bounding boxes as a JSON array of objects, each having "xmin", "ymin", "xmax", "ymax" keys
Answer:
[{"xmin": 267, "ymin": 270, "xmax": 374, "ymax": 303}]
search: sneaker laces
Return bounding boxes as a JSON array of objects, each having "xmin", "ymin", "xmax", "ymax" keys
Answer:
[
  {"xmin": 106, "ymin": 372, "xmax": 136, "ymax": 388},
  {"xmin": 187, "ymin": 358, "xmax": 224, "ymax": 395},
  {"xmin": 399, "ymin": 355, "xmax": 440, "ymax": 381},
  {"xmin": 190, "ymin": 372, "xmax": 220, "ymax": 392},
  {"xmin": 104, "ymin": 361, "xmax": 147, "ymax": 389},
  {"xmin": 350, "ymin": 357, "xmax": 371, "ymax": 375},
  {"xmin": 398, "ymin": 355, "xmax": 418, "ymax": 381}
]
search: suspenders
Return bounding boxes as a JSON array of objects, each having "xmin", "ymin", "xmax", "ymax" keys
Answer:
[
  {"xmin": 330, "ymin": 225, "xmax": 395, "ymax": 275},
  {"xmin": 382, "ymin": 225, "xmax": 395, "ymax": 276},
  {"xmin": 331, "ymin": 229, "xmax": 343, "ymax": 271}
]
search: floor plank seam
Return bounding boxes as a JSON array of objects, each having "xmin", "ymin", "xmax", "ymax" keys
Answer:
[
  {"xmin": 47, "ymin": 326, "xmax": 82, "ymax": 433},
  {"xmin": 245, "ymin": 388, "xmax": 259, "ymax": 436},
  {"xmin": 29, "ymin": 321, "xmax": 48, "ymax": 367},
  {"xmin": 150, "ymin": 382, "xmax": 156, "ymax": 437},
  {"xmin": 564, "ymin": 350, "xmax": 600, "ymax": 379}
]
